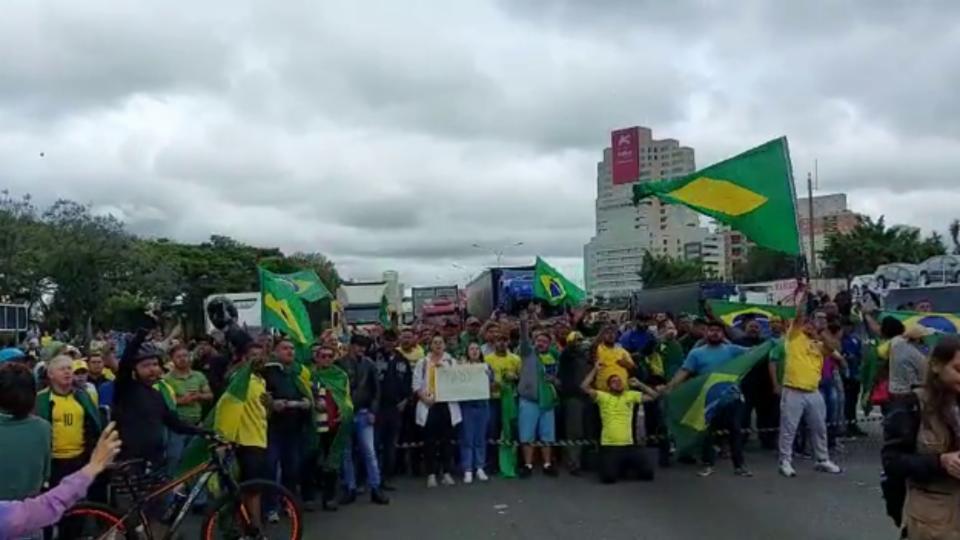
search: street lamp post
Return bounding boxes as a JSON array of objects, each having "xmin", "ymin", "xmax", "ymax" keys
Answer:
[{"xmin": 472, "ymin": 242, "xmax": 524, "ymax": 266}]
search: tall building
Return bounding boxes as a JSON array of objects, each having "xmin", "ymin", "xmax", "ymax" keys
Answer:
[
  {"xmin": 584, "ymin": 126, "xmax": 707, "ymax": 298},
  {"xmin": 796, "ymin": 193, "xmax": 860, "ymax": 274}
]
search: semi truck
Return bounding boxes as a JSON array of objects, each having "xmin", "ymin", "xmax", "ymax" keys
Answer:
[
  {"xmin": 463, "ymin": 266, "xmax": 536, "ymax": 320},
  {"xmin": 411, "ymin": 286, "xmax": 460, "ymax": 320},
  {"xmin": 629, "ymin": 282, "xmax": 738, "ymax": 316}
]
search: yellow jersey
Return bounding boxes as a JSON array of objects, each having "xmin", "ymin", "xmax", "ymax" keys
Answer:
[
  {"xmin": 783, "ymin": 324, "xmax": 824, "ymax": 392},
  {"xmin": 595, "ymin": 344, "xmax": 634, "ymax": 391},
  {"xmin": 485, "ymin": 352, "xmax": 521, "ymax": 398},
  {"xmin": 50, "ymin": 393, "xmax": 86, "ymax": 459}
]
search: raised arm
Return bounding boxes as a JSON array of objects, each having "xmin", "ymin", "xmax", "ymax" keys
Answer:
[{"xmin": 580, "ymin": 363, "xmax": 599, "ymax": 400}]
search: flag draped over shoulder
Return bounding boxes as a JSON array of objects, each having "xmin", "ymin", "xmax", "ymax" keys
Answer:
[
  {"xmin": 499, "ymin": 382, "xmax": 519, "ymax": 478},
  {"xmin": 533, "ymin": 257, "xmax": 585, "ymax": 307},
  {"xmin": 259, "ymin": 267, "xmax": 317, "ymax": 346},
  {"xmin": 312, "ymin": 365, "xmax": 354, "ymax": 470},
  {"xmin": 178, "ymin": 362, "xmax": 256, "ymax": 474},
  {"xmin": 633, "ymin": 138, "xmax": 801, "ymax": 255},
  {"xmin": 665, "ymin": 342, "xmax": 773, "ymax": 454}
]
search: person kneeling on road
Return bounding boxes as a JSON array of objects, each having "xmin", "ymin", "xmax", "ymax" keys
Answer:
[{"xmin": 581, "ymin": 365, "xmax": 657, "ymax": 484}]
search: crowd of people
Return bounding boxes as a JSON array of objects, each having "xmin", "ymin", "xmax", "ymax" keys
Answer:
[{"xmin": 2, "ymin": 283, "xmax": 960, "ymax": 538}]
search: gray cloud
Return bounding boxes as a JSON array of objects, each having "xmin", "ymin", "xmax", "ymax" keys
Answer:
[{"xmin": 1, "ymin": 0, "xmax": 958, "ymax": 287}]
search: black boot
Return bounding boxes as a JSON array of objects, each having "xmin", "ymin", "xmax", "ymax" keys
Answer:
[{"xmin": 370, "ymin": 488, "xmax": 391, "ymax": 505}]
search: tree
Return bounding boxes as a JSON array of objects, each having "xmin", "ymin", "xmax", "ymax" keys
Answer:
[
  {"xmin": 821, "ymin": 215, "xmax": 946, "ymax": 282},
  {"xmin": 732, "ymin": 246, "xmax": 799, "ymax": 283},
  {"xmin": 0, "ymin": 191, "xmax": 50, "ymax": 308},
  {"xmin": 40, "ymin": 199, "xmax": 133, "ymax": 333},
  {"xmin": 639, "ymin": 251, "xmax": 707, "ymax": 288},
  {"xmin": 950, "ymin": 219, "xmax": 960, "ymax": 255}
]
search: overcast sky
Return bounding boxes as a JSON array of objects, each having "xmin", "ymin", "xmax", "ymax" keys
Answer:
[{"xmin": 3, "ymin": 0, "xmax": 958, "ymax": 287}]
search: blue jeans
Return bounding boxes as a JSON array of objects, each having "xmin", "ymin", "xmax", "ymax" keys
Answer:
[
  {"xmin": 819, "ymin": 379, "xmax": 838, "ymax": 448},
  {"xmin": 266, "ymin": 429, "xmax": 302, "ymax": 512},
  {"xmin": 166, "ymin": 431, "xmax": 206, "ymax": 506},
  {"xmin": 459, "ymin": 401, "xmax": 490, "ymax": 472},
  {"xmin": 342, "ymin": 409, "xmax": 381, "ymax": 491}
]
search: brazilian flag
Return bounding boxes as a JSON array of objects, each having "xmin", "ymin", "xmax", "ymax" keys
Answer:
[
  {"xmin": 533, "ymin": 257, "xmax": 585, "ymax": 307},
  {"xmin": 260, "ymin": 267, "xmax": 318, "ymax": 346},
  {"xmin": 665, "ymin": 342, "xmax": 773, "ymax": 454},
  {"xmin": 633, "ymin": 138, "xmax": 801, "ymax": 255},
  {"xmin": 707, "ymin": 300, "xmax": 796, "ymax": 333}
]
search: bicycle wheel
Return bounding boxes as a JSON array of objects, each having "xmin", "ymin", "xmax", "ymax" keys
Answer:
[
  {"xmin": 201, "ymin": 480, "xmax": 303, "ymax": 540},
  {"xmin": 61, "ymin": 502, "xmax": 135, "ymax": 539}
]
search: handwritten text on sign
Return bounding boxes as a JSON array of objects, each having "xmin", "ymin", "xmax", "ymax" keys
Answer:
[{"xmin": 435, "ymin": 364, "xmax": 491, "ymax": 402}]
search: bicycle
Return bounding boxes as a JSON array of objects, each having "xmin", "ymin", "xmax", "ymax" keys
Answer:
[{"xmin": 62, "ymin": 434, "xmax": 303, "ymax": 540}]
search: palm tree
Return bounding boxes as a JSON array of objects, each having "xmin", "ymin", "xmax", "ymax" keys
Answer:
[{"xmin": 950, "ymin": 219, "xmax": 960, "ymax": 255}]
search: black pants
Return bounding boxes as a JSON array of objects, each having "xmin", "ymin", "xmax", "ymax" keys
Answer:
[
  {"xmin": 302, "ymin": 431, "xmax": 339, "ymax": 504},
  {"xmin": 702, "ymin": 400, "xmax": 745, "ymax": 469},
  {"xmin": 843, "ymin": 377, "xmax": 862, "ymax": 433},
  {"xmin": 423, "ymin": 405, "xmax": 454, "ymax": 476},
  {"xmin": 598, "ymin": 446, "xmax": 654, "ymax": 484},
  {"xmin": 47, "ymin": 456, "xmax": 88, "ymax": 540},
  {"xmin": 376, "ymin": 406, "xmax": 402, "ymax": 481},
  {"xmin": 642, "ymin": 399, "xmax": 671, "ymax": 464},
  {"xmin": 742, "ymin": 389, "xmax": 780, "ymax": 450}
]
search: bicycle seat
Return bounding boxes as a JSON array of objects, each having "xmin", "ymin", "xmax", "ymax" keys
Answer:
[{"xmin": 109, "ymin": 459, "xmax": 146, "ymax": 473}]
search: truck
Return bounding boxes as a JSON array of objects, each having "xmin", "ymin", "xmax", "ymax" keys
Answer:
[
  {"xmin": 411, "ymin": 286, "xmax": 460, "ymax": 320},
  {"xmin": 629, "ymin": 282, "xmax": 738, "ymax": 316},
  {"xmin": 464, "ymin": 266, "xmax": 536, "ymax": 320},
  {"xmin": 337, "ymin": 281, "xmax": 389, "ymax": 326}
]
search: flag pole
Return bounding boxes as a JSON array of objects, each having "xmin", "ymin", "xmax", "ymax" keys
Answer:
[{"xmin": 780, "ymin": 137, "xmax": 807, "ymax": 281}]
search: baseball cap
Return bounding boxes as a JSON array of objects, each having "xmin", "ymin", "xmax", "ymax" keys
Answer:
[
  {"xmin": 0, "ymin": 347, "xmax": 26, "ymax": 363},
  {"xmin": 566, "ymin": 331, "xmax": 584, "ymax": 344},
  {"xmin": 72, "ymin": 359, "xmax": 89, "ymax": 372}
]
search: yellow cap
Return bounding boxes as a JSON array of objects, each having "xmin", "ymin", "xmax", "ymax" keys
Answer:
[
  {"xmin": 566, "ymin": 331, "xmax": 584, "ymax": 343},
  {"xmin": 72, "ymin": 359, "xmax": 89, "ymax": 372}
]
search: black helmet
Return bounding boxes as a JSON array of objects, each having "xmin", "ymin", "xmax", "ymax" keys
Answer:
[{"xmin": 134, "ymin": 342, "xmax": 162, "ymax": 363}]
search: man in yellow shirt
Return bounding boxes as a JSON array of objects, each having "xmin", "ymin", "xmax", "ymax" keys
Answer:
[
  {"xmin": 593, "ymin": 325, "xmax": 636, "ymax": 392},
  {"xmin": 35, "ymin": 355, "xmax": 103, "ymax": 502},
  {"xmin": 581, "ymin": 362, "xmax": 656, "ymax": 483},
  {"xmin": 484, "ymin": 329, "xmax": 521, "ymax": 468},
  {"xmin": 778, "ymin": 288, "xmax": 842, "ymax": 478}
]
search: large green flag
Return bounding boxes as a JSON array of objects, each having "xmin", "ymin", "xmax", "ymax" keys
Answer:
[
  {"xmin": 665, "ymin": 342, "xmax": 773, "ymax": 454},
  {"xmin": 877, "ymin": 310, "xmax": 960, "ymax": 336},
  {"xmin": 633, "ymin": 138, "xmax": 801, "ymax": 255},
  {"xmin": 533, "ymin": 257, "xmax": 585, "ymax": 307},
  {"xmin": 274, "ymin": 269, "xmax": 331, "ymax": 302},
  {"xmin": 707, "ymin": 300, "xmax": 796, "ymax": 327},
  {"xmin": 499, "ymin": 382, "xmax": 519, "ymax": 478},
  {"xmin": 259, "ymin": 267, "xmax": 316, "ymax": 346}
]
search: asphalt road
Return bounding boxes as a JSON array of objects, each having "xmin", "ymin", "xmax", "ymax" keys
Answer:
[{"xmin": 305, "ymin": 435, "xmax": 895, "ymax": 540}]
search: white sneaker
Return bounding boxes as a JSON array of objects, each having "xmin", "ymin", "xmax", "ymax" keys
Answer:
[
  {"xmin": 427, "ymin": 474, "xmax": 438, "ymax": 488},
  {"xmin": 463, "ymin": 471, "xmax": 474, "ymax": 484},
  {"xmin": 476, "ymin": 468, "xmax": 489, "ymax": 482},
  {"xmin": 779, "ymin": 461, "xmax": 797, "ymax": 478},
  {"xmin": 815, "ymin": 460, "xmax": 842, "ymax": 474},
  {"xmin": 441, "ymin": 473, "xmax": 456, "ymax": 486}
]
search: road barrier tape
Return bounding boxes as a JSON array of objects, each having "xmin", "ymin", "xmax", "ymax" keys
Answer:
[{"xmin": 393, "ymin": 415, "xmax": 887, "ymax": 449}]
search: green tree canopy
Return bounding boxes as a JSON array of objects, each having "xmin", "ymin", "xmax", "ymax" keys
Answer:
[
  {"xmin": 821, "ymin": 215, "xmax": 946, "ymax": 282},
  {"xmin": 639, "ymin": 251, "xmax": 708, "ymax": 288}
]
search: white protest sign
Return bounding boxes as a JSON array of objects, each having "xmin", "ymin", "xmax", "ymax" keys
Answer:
[{"xmin": 435, "ymin": 363, "xmax": 490, "ymax": 402}]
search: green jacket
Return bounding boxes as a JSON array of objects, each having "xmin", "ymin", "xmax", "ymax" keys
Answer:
[{"xmin": 35, "ymin": 387, "xmax": 103, "ymax": 458}]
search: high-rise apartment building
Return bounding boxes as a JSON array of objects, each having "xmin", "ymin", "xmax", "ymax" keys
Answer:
[
  {"xmin": 797, "ymin": 193, "xmax": 860, "ymax": 274},
  {"xmin": 584, "ymin": 126, "xmax": 707, "ymax": 298}
]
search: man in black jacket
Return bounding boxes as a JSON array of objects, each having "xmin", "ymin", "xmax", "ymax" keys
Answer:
[
  {"xmin": 558, "ymin": 332, "xmax": 594, "ymax": 475},
  {"xmin": 337, "ymin": 335, "xmax": 389, "ymax": 505},
  {"xmin": 373, "ymin": 329, "xmax": 412, "ymax": 490}
]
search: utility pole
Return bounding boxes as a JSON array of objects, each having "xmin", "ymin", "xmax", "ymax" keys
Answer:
[{"xmin": 807, "ymin": 172, "xmax": 816, "ymax": 276}]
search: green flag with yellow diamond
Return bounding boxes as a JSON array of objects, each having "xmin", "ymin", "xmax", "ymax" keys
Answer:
[
  {"xmin": 533, "ymin": 257, "xmax": 586, "ymax": 307},
  {"xmin": 633, "ymin": 137, "xmax": 801, "ymax": 255},
  {"xmin": 259, "ymin": 267, "xmax": 316, "ymax": 346},
  {"xmin": 665, "ymin": 342, "xmax": 773, "ymax": 454}
]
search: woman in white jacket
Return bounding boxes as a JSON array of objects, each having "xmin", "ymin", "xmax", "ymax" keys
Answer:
[{"xmin": 413, "ymin": 335, "xmax": 462, "ymax": 488}]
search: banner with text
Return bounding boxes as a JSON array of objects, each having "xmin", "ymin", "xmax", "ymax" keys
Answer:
[
  {"xmin": 611, "ymin": 126, "xmax": 641, "ymax": 185},
  {"xmin": 435, "ymin": 364, "xmax": 491, "ymax": 402}
]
